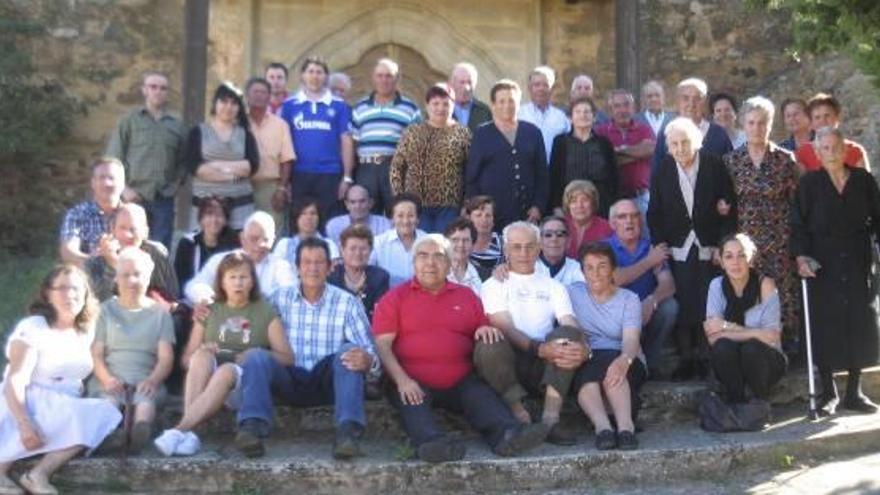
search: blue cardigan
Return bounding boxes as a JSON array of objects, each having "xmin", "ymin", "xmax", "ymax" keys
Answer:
[{"xmin": 650, "ymin": 121, "xmax": 732, "ymax": 178}]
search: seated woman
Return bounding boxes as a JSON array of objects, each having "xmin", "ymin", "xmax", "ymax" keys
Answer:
[
  {"xmin": 443, "ymin": 218, "xmax": 483, "ymax": 295},
  {"xmin": 561, "ymin": 180, "xmax": 613, "ymax": 259},
  {"xmin": 465, "ymin": 195, "xmax": 504, "ymax": 281},
  {"xmin": 88, "ymin": 247, "xmax": 176, "ymax": 454},
  {"xmin": 174, "ymin": 196, "xmax": 240, "ymax": 295},
  {"xmin": 567, "ymin": 242, "xmax": 645, "ymax": 451},
  {"xmin": 327, "ymin": 224, "xmax": 389, "ymax": 320},
  {"xmin": 0, "ymin": 265, "xmax": 120, "ymax": 495},
  {"xmin": 704, "ymin": 233, "xmax": 786, "ymax": 404},
  {"xmin": 154, "ymin": 253, "xmax": 292, "ymax": 456},
  {"xmin": 273, "ymin": 196, "xmax": 340, "ymax": 264},
  {"xmin": 370, "ymin": 193, "xmax": 427, "ymax": 287}
]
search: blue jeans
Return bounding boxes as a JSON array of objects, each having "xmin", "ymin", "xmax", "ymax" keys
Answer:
[
  {"xmin": 237, "ymin": 344, "xmax": 367, "ymax": 429},
  {"xmin": 641, "ymin": 297, "xmax": 678, "ymax": 372},
  {"xmin": 419, "ymin": 207, "xmax": 459, "ymax": 234},
  {"xmin": 145, "ymin": 195, "xmax": 175, "ymax": 250}
]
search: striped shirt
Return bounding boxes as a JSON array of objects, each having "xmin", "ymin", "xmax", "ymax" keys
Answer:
[
  {"xmin": 59, "ymin": 200, "xmax": 116, "ymax": 256},
  {"xmin": 352, "ymin": 92, "xmax": 420, "ymax": 158},
  {"xmin": 272, "ymin": 283, "xmax": 377, "ymax": 372}
]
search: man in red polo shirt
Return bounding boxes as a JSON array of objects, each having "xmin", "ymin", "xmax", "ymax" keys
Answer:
[
  {"xmin": 372, "ymin": 234, "xmax": 549, "ymax": 463},
  {"xmin": 795, "ymin": 93, "xmax": 870, "ymax": 172}
]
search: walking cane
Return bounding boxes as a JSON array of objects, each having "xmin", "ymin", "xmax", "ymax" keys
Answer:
[{"xmin": 801, "ymin": 275, "xmax": 820, "ymax": 420}]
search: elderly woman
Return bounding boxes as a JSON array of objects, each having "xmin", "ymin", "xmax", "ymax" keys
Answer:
[
  {"xmin": 549, "ymin": 97, "xmax": 618, "ymax": 217},
  {"xmin": 465, "ymin": 195, "xmax": 504, "ymax": 280},
  {"xmin": 568, "ymin": 242, "xmax": 645, "ymax": 450},
  {"xmin": 723, "ymin": 96, "xmax": 799, "ymax": 345},
  {"xmin": 370, "ymin": 193, "xmax": 427, "ymax": 287},
  {"xmin": 710, "ymin": 93, "xmax": 746, "ymax": 150},
  {"xmin": 174, "ymin": 196, "xmax": 240, "ymax": 294},
  {"xmin": 465, "ymin": 79, "xmax": 549, "ymax": 230},
  {"xmin": 88, "ymin": 247, "xmax": 176, "ymax": 453},
  {"xmin": 648, "ymin": 117, "xmax": 737, "ymax": 380},
  {"xmin": 391, "ymin": 83, "xmax": 471, "ymax": 233},
  {"xmin": 328, "ymin": 224, "xmax": 390, "ymax": 319},
  {"xmin": 562, "ymin": 180, "xmax": 613, "ymax": 259},
  {"xmin": 273, "ymin": 197, "xmax": 340, "ymax": 263},
  {"xmin": 443, "ymin": 217, "xmax": 482, "ymax": 295},
  {"xmin": 185, "ymin": 81, "xmax": 260, "ymax": 230},
  {"xmin": 704, "ymin": 234, "xmax": 786, "ymax": 404},
  {"xmin": 791, "ymin": 127, "xmax": 880, "ymax": 415},
  {"xmin": 154, "ymin": 253, "xmax": 292, "ymax": 456},
  {"xmin": 0, "ymin": 265, "xmax": 120, "ymax": 494}
]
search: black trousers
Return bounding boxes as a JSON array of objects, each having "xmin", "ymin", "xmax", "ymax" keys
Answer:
[{"xmin": 710, "ymin": 338, "xmax": 787, "ymax": 403}]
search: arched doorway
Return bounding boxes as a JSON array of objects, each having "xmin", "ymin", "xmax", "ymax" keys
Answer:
[{"xmin": 338, "ymin": 43, "xmax": 448, "ymax": 105}]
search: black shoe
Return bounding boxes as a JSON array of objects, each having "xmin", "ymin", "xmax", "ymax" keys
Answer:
[
  {"xmin": 818, "ymin": 395, "xmax": 840, "ymax": 417},
  {"xmin": 616, "ymin": 430, "xmax": 639, "ymax": 450},
  {"xmin": 671, "ymin": 360, "xmax": 696, "ymax": 381},
  {"xmin": 417, "ymin": 437, "xmax": 466, "ymax": 463},
  {"xmin": 494, "ymin": 423, "xmax": 549, "ymax": 457},
  {"xmin": 842, "ymin": 395, "xmax": 879, "ymax": 414},
  {"xmin": 129, "ymin": 421, "xmax": 152, "ymax": 454},
  {"xmin": 235, "ymin": 418, "xmax": 269, "ymax": 458},
  {"xmin": 595, "ymin": 429, "xmax": 616, "ymax": 450},
  {"xmin": 545, "ymin": 423, "xmax": 578, "ymax": 446},
  {"xmin": 332, "ymin": 421, "xmax": 365, "ymax": 460},
  {"xmin": 95, "ymin": 428, "xmax": 127, "ymax": 455}
]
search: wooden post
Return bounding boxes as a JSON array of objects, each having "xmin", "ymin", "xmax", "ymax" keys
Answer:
[{"xmin": 615, "ymin": 0, "xmax": 640, "ymax": 98}]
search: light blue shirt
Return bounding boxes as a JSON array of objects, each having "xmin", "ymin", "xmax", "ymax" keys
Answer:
[
  {"xmin": 453, "ymin": 101, "xmax": 473, "ymax": 127},
  {"xmin": 568, "ymin": 282, "xmax": 643, "ymax": 361},
  {"xmin": 518, "ymin": 102, "xmax": 571, "ymax": 163}
]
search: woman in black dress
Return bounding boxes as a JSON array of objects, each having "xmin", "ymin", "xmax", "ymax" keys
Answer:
[{"xmin": 791, "ymin": 126, "xmax": 880, "ymax": 415}]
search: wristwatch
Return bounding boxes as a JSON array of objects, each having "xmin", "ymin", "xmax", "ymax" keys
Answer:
[
  {"xmin": 622, "ymin": 353, "xmax": 634, "ymax": 366},
  {"xmin": 722, "ymin": 321, "xmax": 731, "ymax": 331},
  {"xmin": 342, "ymin": 176, "xmax": 354, "ymax": 184}
]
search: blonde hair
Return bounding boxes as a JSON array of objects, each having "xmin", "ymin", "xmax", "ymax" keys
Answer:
[{"xmin": 562, "ymin": 180, "xmax": 600, "ymax": 216}]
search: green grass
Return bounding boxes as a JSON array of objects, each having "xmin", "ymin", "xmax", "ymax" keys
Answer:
[{"xmin": 0, "ymin": 253, "xmax": 56, "ymax": 367}]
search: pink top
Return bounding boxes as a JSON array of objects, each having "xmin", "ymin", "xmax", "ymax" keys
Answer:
[{"xmin": 565, "ymin": 215, "xmax": 613, "ymax": 259}]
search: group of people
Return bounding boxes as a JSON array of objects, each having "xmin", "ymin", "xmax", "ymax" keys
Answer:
[{"xmin": 1, "ymin": 53, "xmax": 879, "ymax": 494}]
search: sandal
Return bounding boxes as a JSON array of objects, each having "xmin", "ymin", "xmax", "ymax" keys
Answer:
[{"xmin": 17, "ymin": 472, "xmax": 58, "ymax": 495}]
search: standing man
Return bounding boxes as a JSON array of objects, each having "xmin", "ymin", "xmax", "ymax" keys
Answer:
[
  {"xmin": 569, "ymin": 74, "xmax": 610, "ymax": 125},
  {"xmin": 518, "ymin": 66, "xmax": 570, "ymax": 163},
  {"xmin": 329, "ymin": 72, "xmax": 352, "ymax": 101},
  {"xmin": 245, "ymin": 77, "xmax": 296, "ymax": 230},
  {"xmin": 352, "ymin": 58, "xmax": 421, "ymax": 215},
  {"xmin": 280, "ymin": 56, "xmax": 355, "ymax": 224},
  {"xmin": 265, "ymin": 62, "xmax": 289, "ymax": 115},
  {"xmin": 106, "ymin": 71, "xmax": 185, "ymax": 249},
  {"xmin": 449, "ymin": 62, "xmax": 493, "ymax": 133},
  {"xmin": 634, "ymin": 80, "xmax": 676, "ymax": 138}
]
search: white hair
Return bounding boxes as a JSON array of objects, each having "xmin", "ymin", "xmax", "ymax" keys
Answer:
[
  {"xmin": 242, "ymin": 210, "xmax": 276, "ymax": 240},
  {"xmin": 113, "ymin": 202, "xmax": 150, "ymax": 240},
  {"xmin": 677, "ymin": 78, "xmax": 708, "ymax": 98},
  {"xmin": 571, "ymin": 74, "xmax": 594, "ymax": 91},
  {"xmin": 641, "ymin": 80, "xmax": 664, "ymax": 96},
  {"xmin": 375, "ymin": 58, "xmax": 400, "ymax": 78},
  {"xmin": 530, "ymin": 65, "xmax": 556, "ymax": 88},
  {"xmin": 813, "ymin": 126, "xmax": 845, "ymax": 148},
  {"xmin": 452, "ymin": 62, "xmax": 478, "ymax": 88},
  {"xmin": 665, "ymin": 117, "xmax": 704, "ymax": 152},
  {"xmin": 608, "ymin": 198, "xmax": 640, "ymax": 221},
  {"xmin": 502, "ymin": 221, "xmax": 541, "ymax": 245},
  {"xmin": 328, "ymin": 72, "xmax": 351, "ymax": 90},
  {"xmin": 740, "ymin": 95, "xmax": 775, "ymax": 126},
  {"xmin": 412, "ymin": 234, "xmax": 452, "ymax": 260},
  {"xmin": 117, "ymin": 246, "xmax": 155, "ymax": 278}
]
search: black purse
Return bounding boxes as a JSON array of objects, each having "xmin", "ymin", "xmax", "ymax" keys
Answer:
[{"xmin": 698, "ymin": 391, "xmax": 771, "ymax": 432}]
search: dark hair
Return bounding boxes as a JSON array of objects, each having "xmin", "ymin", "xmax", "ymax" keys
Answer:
[
  {"xmin": 444, "ymin": 217, "xmax": 477, "ymax": 243},
  {"xmin": 426, "ymin": 82, "xmax": 455, "ymax": 103},
  {"xmin": 296, "ymin": 237, "xmax": 331, "ymax": 267},
  {"xmin": 464, "ymin": 195, "xmax": 495, "ymax": 215},
  {"xmin": 300, "ymin": 56, "xmax": 329, "ymax": 75},
  {"xmin": 490, "ymin": 79, "xmax": 521, "ymax": 103},
  {"xmin": 577, "ymin": 241, "xmax": 617, "ymax": 270},
  {"xmin": 388, "ymin": 193, "xmax": 422, "ymax": 218},
  {"xmin": 196, "ymin": 196, "xmax": 231, "ymax": 223},
  {"xmin": 780, "ymin": 97, "xmax": 808, "ymax": 116},
  {"xmin": 210, "ymin": 82, "xmax": 249, "ymax": 130},
  {"xmin": 539, "ymin": 215, "xmax": 568, "ymax": 230},
  {"xmin": 214, "ymin": 252, "xmax": 261, "ymax": 303},
  {"xmin": 29, "ymin": 264, "xmax": 98, "ymax": 334},
  {"xmin": 245, "ymin": 77, "xmax": 271, "ymax": 93},
  {"xmin": 569, "ymin": 96, "xmax": 597, "ymax": 116},
  {"xmin": 710, "ymin": 92, "xmax": 738, "ymax": 115},
  {"xmin": 340, "ymin": 224, "xmax": 374, "ymax": 249},
  {"xmin": 265, "ymin": 62, "xmax": 289, "ymax": 79},
  {"xmin": 289, "ymin": 196, "xmax": 322, "ymax": 235},
  {"xmin": 807, "ymin": 92, "xmax": 842, "ymax": 118}
]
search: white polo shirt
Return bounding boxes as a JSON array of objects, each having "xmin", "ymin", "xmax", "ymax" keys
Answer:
[{"xmin": 481, "ymin": 270, "xmax": 574, "ymax": 341}]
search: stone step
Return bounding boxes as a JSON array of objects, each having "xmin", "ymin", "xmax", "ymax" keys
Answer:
[{"xmin": 45, "ymin": 404, "xmax": 880, "ymax": 494}]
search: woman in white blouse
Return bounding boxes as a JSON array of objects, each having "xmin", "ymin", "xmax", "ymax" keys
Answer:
[{"xmin": 370, "ymin": 193, "xmax": 427, "ymax": 287}]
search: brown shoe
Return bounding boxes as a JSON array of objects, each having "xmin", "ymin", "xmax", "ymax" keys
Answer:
[
  {"xmin": 234, "ymin": 430, "xmax": 265, "ymax": 458},
  {"xmin": 129, "ymin": 421, "xmax": 152, "ymax": 454}
]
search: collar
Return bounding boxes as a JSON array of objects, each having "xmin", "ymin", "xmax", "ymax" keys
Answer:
[
  {"xmin": 367, "ymin": 91, "xmax": 403, "ymax": 106},
  {"xmin": 293, "ymin": 89, "xmax": 333, "ymax": 105},
  {"xmin": 455, "ymin": 100, "xmax": 474, "ymax": 110},
  {"xmin": 291, "ymin": 283, "xmax": 329, "ymax": 305},
  {"xmin": 609, "ymin": 233, "xmax": 649, "ymax": 256},
  {"xmin": 539, "ymin": 252, "xmax": 566, "ymax": 270},
  {"xmin": 408, "ymin": 278, "xmax": 452, "ymax": 295},
  {"xmin": 138, "ymin": 106, "xmax": 170, "ymax": 120}
]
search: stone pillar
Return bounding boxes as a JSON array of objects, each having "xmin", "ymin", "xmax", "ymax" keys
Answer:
[{"xmin": 615, "ymin": 0, "xmax": 640, "ymax": 98}]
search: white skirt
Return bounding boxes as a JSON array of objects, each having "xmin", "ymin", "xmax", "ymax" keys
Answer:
[{"xmin": 0, "ymin": 382, "xmax": 122, "ymax": 463}]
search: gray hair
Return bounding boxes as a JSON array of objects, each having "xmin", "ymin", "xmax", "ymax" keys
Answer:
[
  {"xmin": 813, "ymin": 126, "xmax": 845, "ymax": 147},
  {"xmin": 412, "ymin": 234, "xmax": 452, "ymax": 260},
  {"xmin": 677, "ymin": 77, "xmax": 708, "ymax": 98},
  {"xmin": 328, "ymin": 72, "xmax": 351, "ymax": 90},
  {"xmin": 452, "ymin": 62, "xmax": 479, "ymax": 88},
  {"xmin": 117, "ymin": 246, "xmax": 155, "ymax": 278},
  {"xmin": 608, "ymin": 198, "xmax": 640, "ymax": 221},
  {"xmin": 607, "ymin": 88, "xmax": 635, "ymax": 104},
  {"xmin": 665, "ymin": 117, "xmax": 704, "ymax": 152},
  {"xmin": 242, "ymin": 210, "xmax": 276, "ymax": 241},
  {"xmin": 740, "ymin": 95, "xmax": 775, "ymax": 126},
  {"xmin": 375, "ymin": 58, "xmax": 400, "ymax": 79},
  {"xmin": 529, "ymin": 65, "xmax": 556, "ymax": 88},
  {"xmin": 503, "ymin": 221, "xmax": 541, "ymax": 245},
  {"xmin": 571, "ymin": 74, "xmax": 594, "ymax": 91},
  {"xmin": 641, "ymin": 80, "xmax": 664, "ymax": 96}
]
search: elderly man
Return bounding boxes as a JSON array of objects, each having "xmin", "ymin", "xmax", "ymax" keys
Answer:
[
  {"xmin": 184, "ymin": 211, "xmax": 296, "ymax": 305},
  {"xmin": 106, "ymin": 71, "xmax": 186, "ymax": 249},
  {"xmin": 328, "ymin": 72, "xmax": 352, "ymax": 100},
  {"xmin": 235, "ymin": 237, "xmax": 378, "ymax": 459},
  {"xmin": 533, "ymin": 216, "xmax": 585, "ymax": 286},
  {"xmin": 373, "ymin": 234, "xmax": 549, "ymax": 462},
  {"xmin": 246, "ymin": 77, "xmax": 296, "ymax": 230},
  {"xmin": 634, "ymin": 80, "xmax": 676, "ymax": 138},
  {"xmin": 519, "ymin": 65, "xmax": 570, "ymax": 163},
  {"xmin": 607, "ymin": 199, "xmax": 678, "ymax": 375},
  {"xmin": 325, "ymin": 184, "xmax": 392, "ymax": 244},
  {"xmin": 60, "ymin": 157, "xmax": 126, "ymax": 266},
  {"xmin": 651, "ymin": 78, "xmax": 733, "ymax": 176},
  {"xmin": 265, "ymin": 62, "xmax": 289, "ymax": 115},
  {"xmin": 449, "ymin": 62, "xmax": 492, "ymax": 133},
  {"xmin": 475, "ymin": 221, "xmax": 588, "ymax": 445},
  {"xmin": 569, "ymin": 74, "xmax": 609, "ymax": 125},
  {"xmin": 595, "ymin": 89, "xmax": 656, "ymax": 213},
  {"xmin": 352, "ymin": 58, "xmax": 421, "ymax": 215},
  {"xmin": 795, "ymin": 92, "xmax": 870, "ymax": 171}
]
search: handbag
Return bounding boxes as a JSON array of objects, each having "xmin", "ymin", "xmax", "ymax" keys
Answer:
[{"xmin": 698, "ymin": 391, "xmax": 771, "ymax": 432}]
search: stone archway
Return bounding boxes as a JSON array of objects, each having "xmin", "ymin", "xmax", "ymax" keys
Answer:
[{"xmin": 338, "ymin": 43, "xmax": 448, "ymax": 104}]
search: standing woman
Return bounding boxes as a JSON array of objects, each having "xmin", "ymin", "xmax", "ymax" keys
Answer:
[
  {"xmin": 710, "ymin": 93, "xmax": 746, "ymax": 150},
  {"xmin": 791, "ymin": 126, "xmax": 880, "ymax": 414},
  {"xmin": 390, "ymin": 83, "xmax": 471, "ymax": 233},
  {"xmin": 549, "ymin": 97, "xmax": 619, "ymax": 217},
  {"xmin": 723, "ymin": 96, "xmax": 800, "ymax": 345},
  {"xmin": 186, "ymin": 82, "xmax": 260, "ymax": 230},
  {"xmin": 0, "ymin": 265, "xmax": 121, "ymax": 495}
]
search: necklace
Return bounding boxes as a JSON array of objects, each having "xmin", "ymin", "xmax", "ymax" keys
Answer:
[{"xmin": 344, "ymin": 269, "xmax": 366, "ymax": 292}]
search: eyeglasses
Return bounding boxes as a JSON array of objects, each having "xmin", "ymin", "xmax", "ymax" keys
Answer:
[{"xmin": 541, "ymin": 230, "xmax": 568, "ymax": 239}]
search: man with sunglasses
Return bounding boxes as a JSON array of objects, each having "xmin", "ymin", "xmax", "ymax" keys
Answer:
[{"xmin": 533, "ymin": 216, "xmax": 586, "ymax": 285}]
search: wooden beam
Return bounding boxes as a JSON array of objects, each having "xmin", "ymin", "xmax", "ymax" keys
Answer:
[
  {"xmin": 615, "ymin": 0, "xmax": 640, "ymax": 97},
  {"xmin": 182, "ymin": 0, "xmax": 209, "ymax": 126}
]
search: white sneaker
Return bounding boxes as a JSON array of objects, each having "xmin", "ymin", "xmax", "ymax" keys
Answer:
[
  {"xmin": 176, "ymin": 431, "xmax": 201, "ymax": 456},
  {"xmin": 153, "ymin": 429, "xmax": 185, "ymax": 457}
]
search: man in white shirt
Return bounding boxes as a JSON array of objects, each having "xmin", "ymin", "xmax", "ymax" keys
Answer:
[
  {"xmin": 184, "ymin": 211, "xmax": 296, "ymax": 305},
  {"xmin": 634, "ymin": 80, "xmax": 676, "ymax": 138},
  {"xmin": 533, "ymin": 216, "xmax": 585, "ymax": 285},
  {"xmin": 518, "ymin": 66, "xmax": 570, "ymax": 163},
  {"xmin": 475, "ymin": 221, "xmax": 589, "ymax": 445}
]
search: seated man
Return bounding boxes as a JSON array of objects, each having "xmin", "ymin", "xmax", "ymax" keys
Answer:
[
  {"xmin": 475, "ymin": 222, "xmax": 588, "ymax": 445},
  {"xmin": 606, "ymin": 199, "xmax": 678, "ymax": 375},
  {"xmin": 533, "ymin": 216, "xmax": 585, "ymax": 286},
  {"xmin": 234, "ymin": 237, "xmax": 378, "ymax": 459},
  {"xmin": 325, "ymin": 184, "xmax": 392, "ymax": 244},
  {"xmin": 373, "ymin": 234, "xmax": 549, "ymax": 462}
]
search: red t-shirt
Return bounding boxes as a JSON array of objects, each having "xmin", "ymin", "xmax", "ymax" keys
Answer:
[
  {"xmin": 795, "ymin": 140, "xmax": 867, "ymax": 172},
  {"xmin": 594, "ymin": 120, "xmax": 655, "ymax": 194},
  {"xmin": 372, "ymin": 280, "xmax": 489, "ymax": 389},
  {"xmin": 565, "ymin": 215, "xmax": 613, "ymax": 259}
]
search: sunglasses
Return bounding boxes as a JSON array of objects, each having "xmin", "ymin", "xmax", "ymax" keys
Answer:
[{"xmin": 541, "ymin": 230, "xmax": 568, "ymax": 239}]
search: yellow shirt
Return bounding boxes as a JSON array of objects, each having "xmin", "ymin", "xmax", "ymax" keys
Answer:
[{"xmin": 249, "ymin": 112, "xmax": 295, "ymax": 181}]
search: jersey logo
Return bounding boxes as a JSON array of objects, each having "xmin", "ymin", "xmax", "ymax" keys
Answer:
[{"xmin": 293, "ymin": 112, "xmax": 332, "ymax": 131}]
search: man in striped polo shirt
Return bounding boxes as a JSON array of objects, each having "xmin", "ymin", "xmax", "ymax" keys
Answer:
[{"xmin": 352, "ymin": 58, "xmax": 421, "ymax": 215}]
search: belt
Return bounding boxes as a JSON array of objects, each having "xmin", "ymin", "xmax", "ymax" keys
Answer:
[
  {"xmin": 358, "ymin": 154, "xmax": 392, "ymax": 165},
  {"xmin": 191, "ymin": 193, "xmax": 255, "ymax": 208}
]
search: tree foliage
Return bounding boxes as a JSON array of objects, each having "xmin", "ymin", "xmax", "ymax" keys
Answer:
[{"xmin": 747, "ymin": 0, "xmax": 880, "ymax": 88}]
